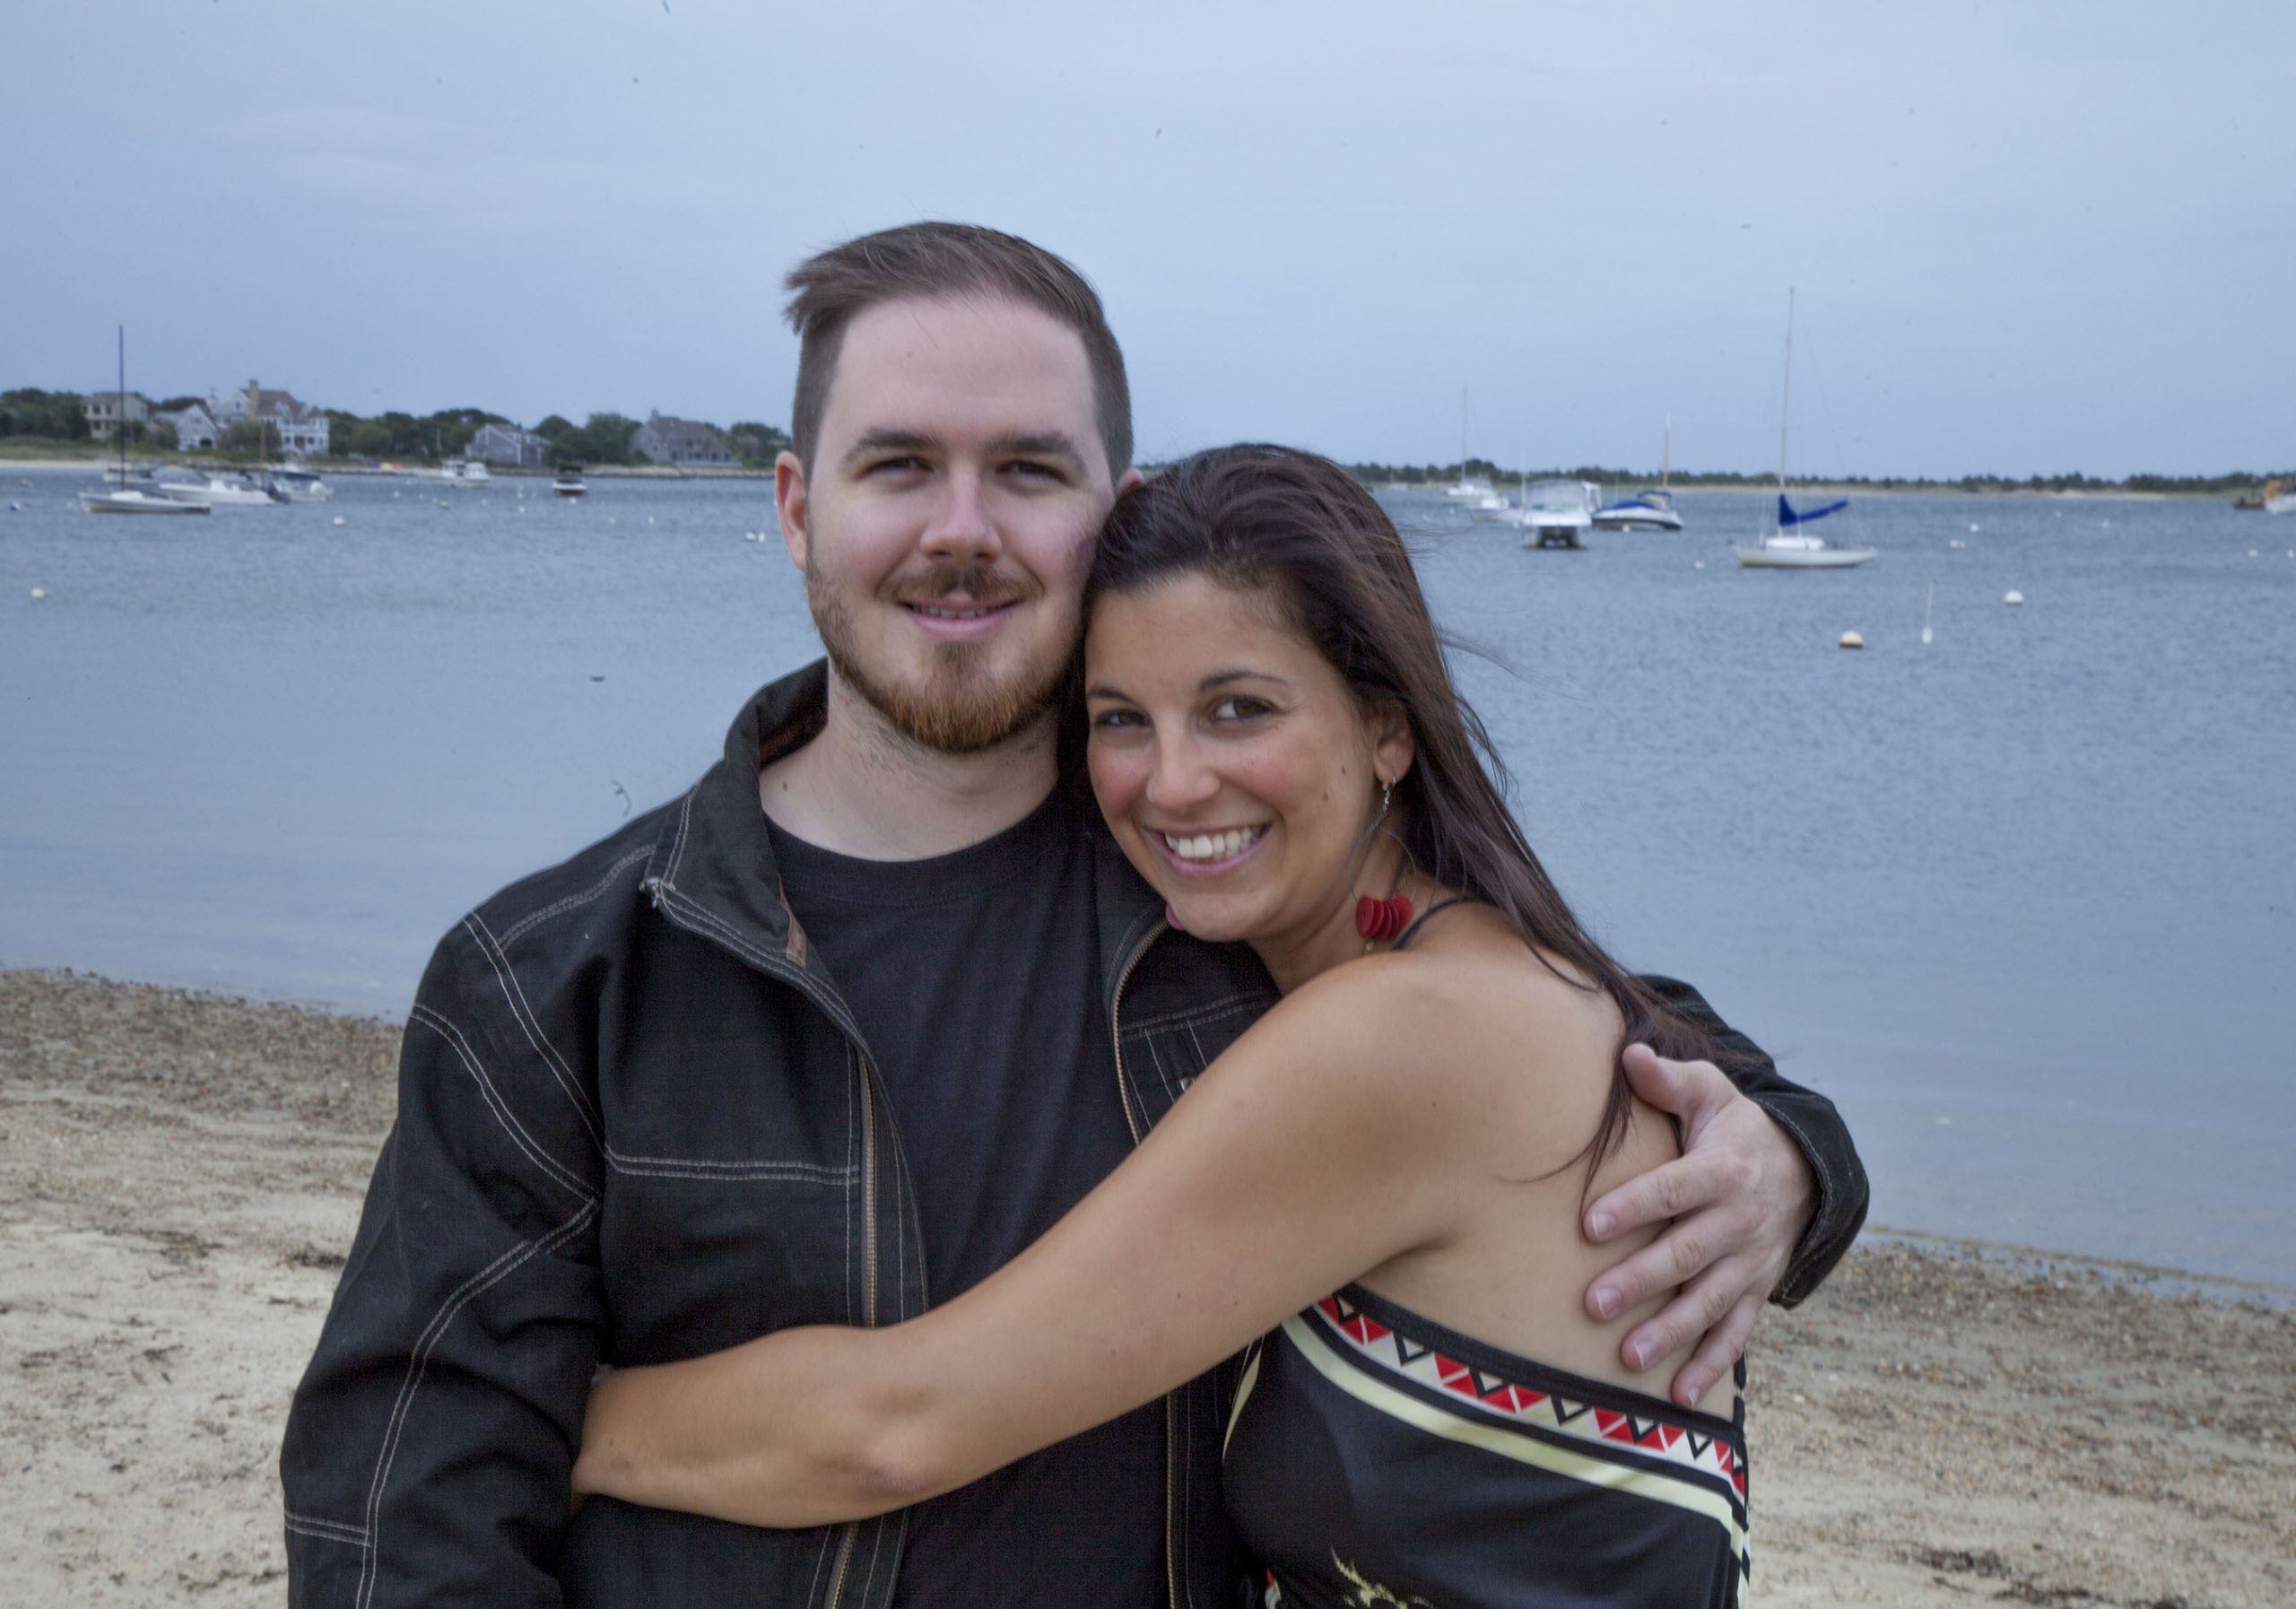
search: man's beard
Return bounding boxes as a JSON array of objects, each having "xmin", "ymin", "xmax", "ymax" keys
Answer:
[{"xmin": 808, "ymin": 559, "xmax": 1073, "ymax": 755}]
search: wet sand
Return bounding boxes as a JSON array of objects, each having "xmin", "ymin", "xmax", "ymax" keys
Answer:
[{"xmin": 3, "ymin": 969, "xmax": 2290, "ymax": 1606}]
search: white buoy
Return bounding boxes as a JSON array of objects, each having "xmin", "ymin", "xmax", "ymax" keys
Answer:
[
  {"xmin": 2250, "ymin": 549, "xmax": 2260, "ymax": 558},
  {"xmin": 332, "ymin": 515, "xmax": 346, "ymax": 527},
  {"xmin": 2004, "ymin": 589, "xmax": 2024, "ymax": 606},
  {"xmin": 1969, "ymin": 523, "xmax": 1980, "ymax": 533},
  {"xmin": 1922, "ymin": 582, "xmax": 1935, "ymax": 646},
  {"xmin": 435, "ymin": 499, "xmax": 450, "ymax": 509},
  {"xmin": 1839, "ymin": 631, "xmax": 1864, "ymax": 650},
  {"xmin": 1948, "ymin": 538, "xmax": 1964, "ymax": 549},
  {"xmin": 30, "ymin": 587, "xmax": 47, "ymax": 600},
  {"xmin": 648, "ymin": 517, "xmax": 656, "ymax": 526},
  {"xmin": 1692, "ymin": 560, "xmax": 1705, "ymax": 570}
]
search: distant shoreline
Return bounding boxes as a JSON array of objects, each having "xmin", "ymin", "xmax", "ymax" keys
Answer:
[{"xmin": 0, "ymin": 455, "xmax": 2239, "ymax": 500}]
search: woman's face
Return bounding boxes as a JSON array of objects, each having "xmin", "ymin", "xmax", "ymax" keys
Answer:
[{"xmin": 1084, "ymin": 571, "xmax": 1412, "ymax": 960}]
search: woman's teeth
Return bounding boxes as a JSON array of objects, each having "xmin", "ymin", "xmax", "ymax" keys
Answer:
[{"xmin": 1161, "ymin": 826, "xmax": 1265, "ymax": 862}]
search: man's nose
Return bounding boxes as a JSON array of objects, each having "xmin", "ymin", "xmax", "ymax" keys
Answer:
[
  {"xmin": 918, "ymin": 470, "xmax": 1004, "ymax": 565},
  {"xmin": 1144, "ymin": 730, "xmax": 1221, "ymax": 815}
]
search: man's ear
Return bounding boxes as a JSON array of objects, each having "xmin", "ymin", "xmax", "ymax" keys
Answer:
[
  {"xmin": 1116, "ymin": 465, "xmax": 1144, "ymax": 496},
  {"xmin": 774, "ymin": 449, "xmax": 812, "ymax": 573}
]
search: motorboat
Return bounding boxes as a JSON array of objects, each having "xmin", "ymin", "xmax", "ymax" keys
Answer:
[
  {"xmin": 1594, "ymin": 418, "xmax": 1686, "ymax": 530},
  {"xmin": 1509, "ymin": 478, "xmax": 1600, "ymax": 548},
  {"xmin": 266, "ymin": 465, "xmax": 335, "ymax": 501},
  {"xmin": 553, "ymin": 461, "xmax": 588, "ymax": 497},
  {"xmin": 82, "ymin": 487, "xmax": 211, "ymax": 516},
  {"xmin": 1466, "ymin": 490, "xmax": 1516, "ymax": 522},
  {"xmin": 102, "ymin": 462, "xmax": 164, "ymax": 487},
  {"xmin": 160, "ymin": 471, "xmax": 288, "ymax": 507},
  {"xmin": 1733, "ymin": 291, "xmax": 1876, "ymax": 570},
  {"xmin": 438, "ymin": 457, "xmax": 491, "ymax": 486},
  {"xmin": 2232, "ymin": 477, "xmax": 2290, "ymax": 510},
  {"xmin": 1592, "ymin": 488, "xmax": 1683, "ymax": 531}
]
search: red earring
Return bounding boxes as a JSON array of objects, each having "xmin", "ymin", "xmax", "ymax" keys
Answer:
[{"xmin": 1355, "ymin": 892, "xmax": 1413, "ymax": 942}]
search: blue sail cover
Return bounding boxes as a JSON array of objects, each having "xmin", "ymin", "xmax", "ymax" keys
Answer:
[{"xmin": 1778, "ymin": 494, "xmax": 1848, "ymax": 526}]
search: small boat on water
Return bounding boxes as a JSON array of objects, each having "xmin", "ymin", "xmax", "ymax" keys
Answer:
[
  {"xmin": 1733, "ymin": 291, "xmax": 1876, "ymax": 570},
  {"xmin": 553, "ymin": 462, "xmax": 588, "ymax": 497},
  {"xmin": 1594, "ymin": 418, "xmax": 1686, "ymax": 531},
  {"xmin": 160, "ymin": 471, "xmax": 288, "ymax": 507},
  {"xmin": 1593, "ymin": 488, "xmax": 1683, "ymax": 532},
  {"xmin": 2231, "ymin": 477, "xmax": 2290, "ymax": 511},
  {"xmin": 1735, "ymin": 500, "xmax": 1875, "ymax": 569},
  {"xmin": 438, "ymin": 457, "xmax": 491, "ymax": 486},
  {"xmin": 266, "ymin": 465, "xmax": 335, "ymax": 501},
  {"xmin": 83, "ymin": 486, "xmax": 212, "ymax": 516},
  {"xmin": 83, "ymin": 326, "xmax": 211, "ymax": 517},
  {"xmin": 1510, "ymin": 479, "xmax": 1601, "ymax": 549}
]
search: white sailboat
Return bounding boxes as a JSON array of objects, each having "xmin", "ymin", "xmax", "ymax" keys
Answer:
[
  {"xmin": 1440, "ymin": 387, "xmax": 1495, "ymax": 505},
  {"xmin": 1734, "ymin": 291, "xmax": 1875, "ymax": 570},
  {"xmin": 1594, "ymin": 417, "xmax": 1685, "ymax": 531},
  {"xmin": 82, "ymin": 327, "xmax": 211, "ymax": 517}
]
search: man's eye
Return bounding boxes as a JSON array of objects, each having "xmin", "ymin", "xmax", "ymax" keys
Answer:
[
  {"xmin": 1004, "ymin": 459, "xmax": 1064, "ymax": 482},
  {"xmin": 869, "ymin": 456, "xmax": 927, "ymax": 475}
]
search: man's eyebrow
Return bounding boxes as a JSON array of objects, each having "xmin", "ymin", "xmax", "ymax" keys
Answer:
[
  {"xmin": 839, "ymin": 428, "xmax": 939, "ymax": 470},
  {"xmin": 985, "ymin": 430, "xmax": 1087, "ymax": 467}
]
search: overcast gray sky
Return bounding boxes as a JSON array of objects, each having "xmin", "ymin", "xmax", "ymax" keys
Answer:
[{"xmin": 8, "ymin": 0, "xmax": 2291, "ymax": 477}]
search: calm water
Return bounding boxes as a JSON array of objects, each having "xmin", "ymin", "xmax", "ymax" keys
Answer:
[{"xmin": 4, "ymin": 467, "xmax": 2292, "ymax": 1287}]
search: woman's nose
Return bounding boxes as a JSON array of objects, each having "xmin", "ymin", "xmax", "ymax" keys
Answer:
[{"xmin": 1144, "ymin": 733, "xmax": 1220, "ymax": 814}]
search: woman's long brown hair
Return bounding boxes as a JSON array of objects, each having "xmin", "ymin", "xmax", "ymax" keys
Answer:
[{"xmin": 1087, "ymin": 444, "xmax": 1726, "ymax": 1185}]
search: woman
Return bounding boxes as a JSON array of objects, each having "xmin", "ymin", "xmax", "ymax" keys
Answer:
[{"xmin": 574, "ymin": 446, "xmax": 1752, "ymax": 1605}]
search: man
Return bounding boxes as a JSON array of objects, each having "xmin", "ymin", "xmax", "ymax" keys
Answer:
[{"xmin": 283, "ymin": 222, "xmax": 1865, "ymax": 1608}]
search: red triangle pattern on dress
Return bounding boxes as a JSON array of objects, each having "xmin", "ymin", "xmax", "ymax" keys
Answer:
[{"xmin": 1306, "ymin": 1293, "xmax": 1748, "ymax": 1501}]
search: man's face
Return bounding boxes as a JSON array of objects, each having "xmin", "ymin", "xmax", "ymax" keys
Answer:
[{"xmin": 776, "ymin": 294, "xmax": 1124, "ymax": 753}]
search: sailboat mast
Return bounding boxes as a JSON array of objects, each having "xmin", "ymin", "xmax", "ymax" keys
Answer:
[
  {"xmin": 1776, "ymin": 289, "xmax": 1796, "ymax": 498},
  {"xmin": 117, "ymin": 324, "xmax": 127, "ymax": 480},
  {"xmin": 1661, "ymin": 413, "xmax": 1672, "ymax": 491},
  {"xmin": 1460, "ymin": 386, "xmax": 1470, "ymax": 483}
]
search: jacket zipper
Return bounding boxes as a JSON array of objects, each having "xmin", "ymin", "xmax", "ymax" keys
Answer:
[
  {"xmin": 822, "ymin": 1057, "xmax": 881, "ymax": 1609},
  {"xmin": 1107, "ymin": 918, "xmax": 1179, "ymax": 1609},
  {"xmin": 644, "ymin": 877, "xmax": 888, "ymax": 1609}
]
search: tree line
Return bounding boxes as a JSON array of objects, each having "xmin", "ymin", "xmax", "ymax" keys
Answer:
[
  {"xmin": 0, "ymin": 388, "xmax": 794, "ymax": 469},
  {"xmin": 1346, "ymin": 457, "xmax": 2292, "ymax": 497}
]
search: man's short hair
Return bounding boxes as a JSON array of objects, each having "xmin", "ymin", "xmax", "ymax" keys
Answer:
[{"xmin": 783, "ymin": 222, "xmax": 1132, "ymax": 478}]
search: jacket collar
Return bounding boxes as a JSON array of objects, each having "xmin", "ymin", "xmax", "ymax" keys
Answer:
[{"xmin": 646, "ymin": 660, "xmax": 828, "ymax": 978}]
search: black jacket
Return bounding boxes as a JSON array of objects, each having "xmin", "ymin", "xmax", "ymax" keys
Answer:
[{"xmin": 281, "ymin": 661, "xmax": 1866, "ymax": 1609}]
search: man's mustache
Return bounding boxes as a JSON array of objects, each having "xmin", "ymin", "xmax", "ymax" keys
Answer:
[{"xmin": 891, "ymin": 562, "xmax": 1037, "ymax": 606}]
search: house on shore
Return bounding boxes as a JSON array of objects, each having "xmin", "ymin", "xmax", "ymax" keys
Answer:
[
  {"xmin": 467, "ymin": 422, "xmax": 551, "ymax": 466},
  {"xmin": 213, "ymin": 379, "xmax": 332, "ymax": 457},
  {"xmin": 83, "ymin": 391, "xmax": 152, "ymax": 441},
  {"xmin": 158, "ymin": 401, "xmax": 222, "ymax": 450},
  {"xmin": 631, "ymin": 411, "xmax": 733, "ymax": 467}
]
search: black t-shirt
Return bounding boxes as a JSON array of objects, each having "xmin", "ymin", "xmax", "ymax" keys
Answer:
[{"xmin": 766, "ymin": 787, "xmax": 1162, "ymax": 1609}]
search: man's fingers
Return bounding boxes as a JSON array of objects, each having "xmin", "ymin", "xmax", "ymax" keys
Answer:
[
  {"xmin": 1582, "ymin": 1198, "xmax": 1730, "ymax": 1320},
  {"xmin": 1622, "ymin": 1042, "xmax": 1735, "ymax": 1118},
  {"xmin": 1665, "ymin": 1292, "xmax": 1763, "ymax": 1410},
  {"xmin": 1585, "ymin": 1150, "xmax": 1726, "ymax": 1245},
  {"xmin": 1615, "ymin": 1259, "xmax": 1745, "ymax": 1375}
]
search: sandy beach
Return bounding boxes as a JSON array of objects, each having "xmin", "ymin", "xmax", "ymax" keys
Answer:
[{"xmin": 2, "ymin": 969, "xmax": 2289, "ymax": 1607}]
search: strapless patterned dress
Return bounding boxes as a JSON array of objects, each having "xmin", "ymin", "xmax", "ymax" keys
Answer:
[{"xmin": 1224, "ymin": 1283, "xmax": 1750, "ymax": 1607}]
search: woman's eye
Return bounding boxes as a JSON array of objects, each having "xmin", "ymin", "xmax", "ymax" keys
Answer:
[
  {"xmin": 1091, "ymin": 708, "xmax": 1144, "ymax": 731},
  {"xmin": 1210, "ymin": 696, "xmax": 1270, "ymax": 721}
]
